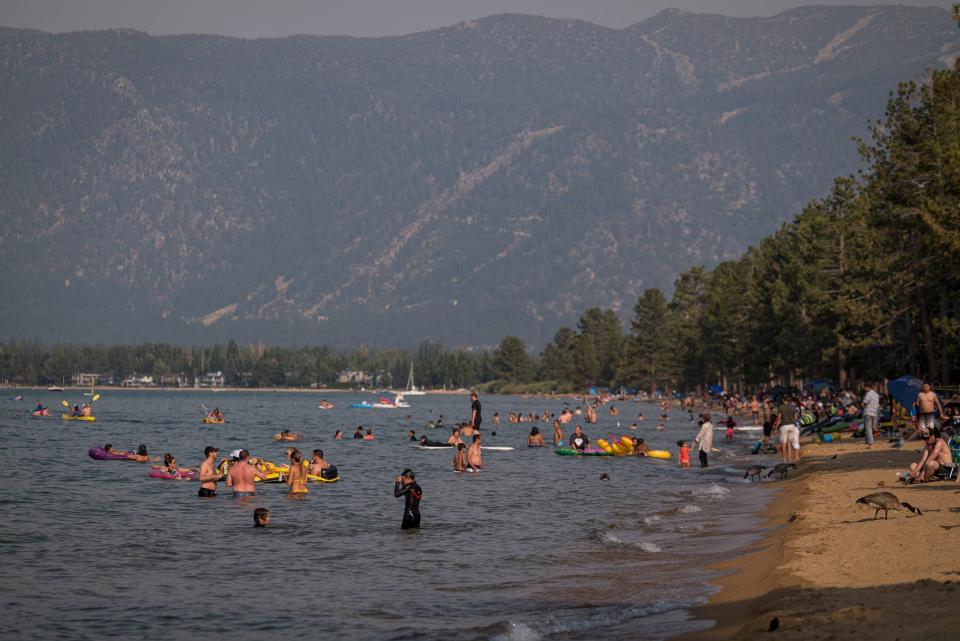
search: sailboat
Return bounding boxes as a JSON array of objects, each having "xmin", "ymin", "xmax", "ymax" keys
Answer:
[{"xmin": 403, "ymin": 363, "xmax": 427, "ymax": 396}]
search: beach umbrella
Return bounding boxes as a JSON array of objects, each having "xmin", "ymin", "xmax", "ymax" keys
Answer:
[{"xmin": 887, "ymin": 376, "xmax": 923, "ymax": 409}]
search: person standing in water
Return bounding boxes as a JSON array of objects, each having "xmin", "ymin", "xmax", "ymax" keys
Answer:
[
  {"xmin": 467, "ymin": 434, "xmax": 484, "ymax": 470},
  {"xmin": 287, "ymin": 449, "xmax": 308, "ymax": 494},
  {"xmin": 469, "ymin": 391, "xmax": 482, "ymax": 431},
  {"xmin": 198, "ymin": 445, "xmax": 220, "ymax": 497},
  {"xmin": 694, "ymin": 414, "xmax": 713, "ymax": 468},
  {"xmin": 394, "ymin": 469, "xmax": 422, "ymax": 530}
]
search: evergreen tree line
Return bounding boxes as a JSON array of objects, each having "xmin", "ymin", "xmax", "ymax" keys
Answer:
[{"xmin": 3, "ymin": 14, "xmax": 959, "ymax": 392}]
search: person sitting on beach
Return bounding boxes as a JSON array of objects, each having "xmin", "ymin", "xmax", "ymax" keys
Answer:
[
  {"xmin": 909, "ymin": 430, "xmax": 954, "ymax": 482},
  {"xmin": 126, "ymin": 445, "xmax": 157, "ymax": 463},
  {"xmin": 528, "ymin": 426, "xmax": 545, "ymax": 447},
  {"xmin": 453, "ymin": 443, "xmax": 467, "ymax": 472},
  {"xmin": 569, "ymin": 426, "xmax": 590, "ymax": 451},
  {"xmin": 353, "ymin": 426, "xmax": 364, "ymax": 439},
  {"xmin": 467, "ymin": 434, "xmax": 483, "ymax": 471},
  {"xmin": 227, "ymin": 450, "xmax": 269, "ymax": 497},
  {"xmin": 553, "ymin": 419, "xmax": 564, "ymax": 446},
  {"xmin": 447, "ymin": 428, "xmax": 463, "ymax": 447},
  {"xmin": 253, "ymin": 507, "xmax": 270, "ymax": 528},
  {"xmin": 633, "ymin": 438, "xmax": 650, "ymax": 457}
]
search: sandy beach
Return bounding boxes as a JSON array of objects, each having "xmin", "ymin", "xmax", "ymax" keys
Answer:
[{"xmin": 680, "ymin": 438, "xmax": 960, "ymax": 640}]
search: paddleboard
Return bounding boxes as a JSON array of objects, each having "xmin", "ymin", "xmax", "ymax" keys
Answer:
[{"xmin": 414, "ymin": 445, "xmax": 514, "ymax": 451}]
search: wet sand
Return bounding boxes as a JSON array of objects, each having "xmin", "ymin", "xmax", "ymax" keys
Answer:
[{"xmin": 680, "ymin": 438, "xmax": 960, "ymax": 640}]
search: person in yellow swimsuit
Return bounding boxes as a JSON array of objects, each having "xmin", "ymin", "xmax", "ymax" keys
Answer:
[{"xmin": 287, "ymin": 450, "xmax": 308, "ymax": 494}]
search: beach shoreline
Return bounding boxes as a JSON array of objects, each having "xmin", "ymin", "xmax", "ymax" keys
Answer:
[{"xmin": 677, "ymin": 439, "xmax": 960, "ymax": 640}]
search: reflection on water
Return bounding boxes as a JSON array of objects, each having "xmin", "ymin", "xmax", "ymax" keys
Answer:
[{"xmin": 1, "ymin": 391, "xmax": 772, "ymax": 640}]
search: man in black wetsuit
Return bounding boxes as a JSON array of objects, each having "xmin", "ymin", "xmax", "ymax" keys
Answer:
[
  {"xmin": 419, "ymin": 435, "xmax": 450, "ymax": 448},
  {"xmin": 470, "ymin": 392, "xmax": 482, "ymax": 430},
  {"xmin": 394, "ymin": 468, "xmax": 422, "ymax": 530}
]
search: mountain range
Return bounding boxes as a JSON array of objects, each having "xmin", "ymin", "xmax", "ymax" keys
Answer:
[{"xmin": 1, "ymin": 5, "xmax": 958, "ymax": 347}]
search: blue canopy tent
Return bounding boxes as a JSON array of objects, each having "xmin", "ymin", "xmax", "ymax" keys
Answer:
[
  {"xmin": 887, "ymin": 376, "xmax": 923, "ymax": 410},
  {"xmin": 709, "ymin": 383, "xmax": 724, "ymax": 395},
  {"xmin": 807, "ymin": 379, "xmax": 835, "ymax": 393}
]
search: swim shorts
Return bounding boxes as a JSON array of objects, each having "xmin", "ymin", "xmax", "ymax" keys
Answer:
[
  {"xmin": 198, "ymin": 487, "xmax": 216, "ymax": 498},
  {"xmin": 918, "ymin": 413, "xmax": 936, "ymax": 434},
  {"xmin": 233, "ymin": 491, "xmax": 256, "ymax": 497},
  {"xmin": 779, "ymin": 424, "xmax": 800, "ymax": 450}
]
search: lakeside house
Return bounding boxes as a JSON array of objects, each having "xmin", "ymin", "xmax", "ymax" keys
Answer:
[
  {"xmin": 159, "ymin": 373, "xmax": 191, "ymax": 388},
  {"xmin": 121, "ymin": 373, "xmax": 154, "ymax": 387},
  {"xmin": 337, "ymin": 370, "xmax": 374, "ymax": 385},
  {"xmin": 199, "ymin": 371, "xmax": 225, "ymax": 388},
  {"xmin": 72, "ymin": 372, "xmax": 102, "ymax": 387}
]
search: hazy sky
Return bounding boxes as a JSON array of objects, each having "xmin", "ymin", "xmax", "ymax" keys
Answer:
[{"xmin": 0, "ymin": 0, "xmax": 954, "ymax": 38}]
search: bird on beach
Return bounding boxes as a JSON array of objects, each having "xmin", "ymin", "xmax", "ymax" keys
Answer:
[
  {"xmin": 765, "ymin": 463, "xmax": 797, "ymax": 479},
  {"xmin": 744, "ymin": 465, "xmax": 766, "ymax": 482},
  {"xmin": 855, "ymin": 492, "xmax": 923, "ymax": 520}
]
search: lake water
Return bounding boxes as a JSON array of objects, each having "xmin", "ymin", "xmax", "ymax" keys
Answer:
[{"xmin": 1, "ymin": 391, "xmax": 773, "ymax": 641}]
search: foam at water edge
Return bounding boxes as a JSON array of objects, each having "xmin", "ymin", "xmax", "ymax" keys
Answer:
[
  {"xmin": 517, "ymin": 600, "xmax": 691, "ymax": 636},
  {"xmin": 491, "ymin": 622, "xmax": 543, "ymax": 641},
  {"xmin": 698, "ymin": 482, "xmax": 730, "ymax": 498},
  {"xmin": 643, "ymin": 514, "xmax": 662, "ymax": 525},
  {"xmin": 638, "ymin": 541, "xmax": 662, "ymax": 553},
  {"xmin": 680, "ymin": 504, "xmax": 702, "ymax": 514}
]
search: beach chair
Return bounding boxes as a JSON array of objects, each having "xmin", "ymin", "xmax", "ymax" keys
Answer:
[{"xmin": 933, "ymin": 435, "xmax": 960, "ymax": 481}]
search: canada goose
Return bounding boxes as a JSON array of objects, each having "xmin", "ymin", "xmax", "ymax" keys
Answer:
[
  {"xmin": 744, "ymin": 465, "xmax": 766, "ymax": 482},
  {"xmin": 855, "ymin": 492, "xmax": 923, "ymax": 520},
  {"xmin": 766, "ymin": 463, "xmax": 797, "ymax": 479}
]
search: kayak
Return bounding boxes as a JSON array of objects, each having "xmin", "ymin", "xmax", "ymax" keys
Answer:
[
  {"xmin": 554, "ymin": 447, "xmax": 612, "ymax": 457},
  {"xmin": 203, "ymin": 417, "xmax": 224, "ymax": 424},
  {"xmin": 63, "ymin": 414, "xmax": 96, "ymax": 422}
]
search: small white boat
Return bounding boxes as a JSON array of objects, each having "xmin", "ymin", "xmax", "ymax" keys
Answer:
[{"xmin": 47, "ymin": 386, "xmax": 64, "ymax": 392}]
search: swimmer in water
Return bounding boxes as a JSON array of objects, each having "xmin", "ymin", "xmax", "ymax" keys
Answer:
[
  {"xmin": 198, "ymin": 445, "xmax": 220, "ymax": 497},
  {"xmin": 353, "ymin": 426, "xmax": 364, "ymax": 439},
  {"xmin": 633, "ymin": 438, "xmax": 650, "ymax": 456},
  {"xmin": 394, "ymin": 469, "xmax": 422, "ymax": 530},
  {"xmin": 253, "ymin": 507, "xmax": 270, "ymax": 527},
  {"xmin": 127, "ymin": 445, "xmax": 158, "ymax": 463},
  {"xmin": 364, "ymin": 428, "xmax": 374, "ymax": 440},
  {"xmin": 408, "ymin": 430, "xmax": 417, "ymax": 442},
  {"xmin": 528, "ymin": 426, "xmax": 545, "ymax": 447},
  {"xmin": 553, "ymin": 419, "xmax": 564, "ymax": 446},
  {"xmin": 309, "ymin": 449, "xmax": 329, "ymax": 475},
  {"xmin": 334, "ymin": 430, "xmax": 343, "ymax": 440},
  {"xmin": 447, "ymin": 428, "xmax": 463, "ymax": 447},
  {"xmin": 467, "ymin": 434, "xmax": 484, "ymax": 471},
  {"xmin": 287, "ymin": 450, "xmax": 307, "ymax": 494},
  {"xmin": 453, "ymin": 443, "xmax": 466, "ymax": 472},
  {"xmin": 227, "ymin": 450, "xmax": 269, "ymax": 497},
  {"xmin": 569, "ymin": 425, "xmax": 590, "ymax": 451}
]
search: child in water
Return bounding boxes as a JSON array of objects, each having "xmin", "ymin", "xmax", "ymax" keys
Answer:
[
  {"xmin": 453, "ymin": 443, "xmax": 467, "ymax": 472},
  {"xmin": 725, "ymin": 416, "xmax": 736, "ymax": 440},
  {"xmin": 677, "ymin": 440, "xmax": 690, "ymax": 468},
  {"xmin": 253, "ymin": 508, "xmax": 270, "ymax": 527}
]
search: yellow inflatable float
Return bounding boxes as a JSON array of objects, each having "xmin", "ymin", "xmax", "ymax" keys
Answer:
[{"xmin": 596, "ymin": 435, "xmax": 635, "ymax": 456}]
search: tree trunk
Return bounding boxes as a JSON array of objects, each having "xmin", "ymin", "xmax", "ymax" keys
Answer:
[{"xmin": 916, "ymin": 283, "xmax": 938, "ymax": 381}]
